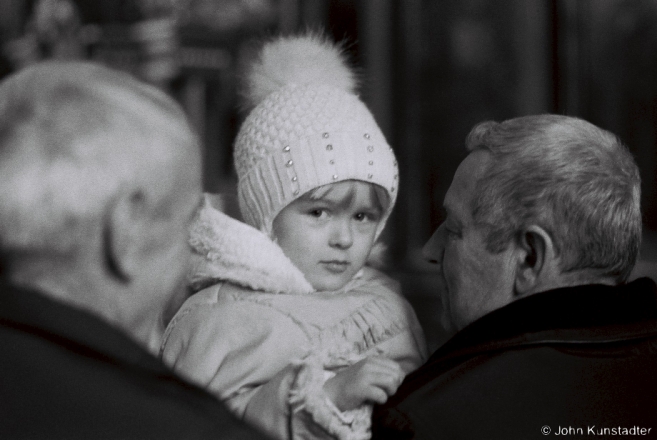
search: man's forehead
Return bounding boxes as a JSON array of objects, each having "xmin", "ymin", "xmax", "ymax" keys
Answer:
[{"xmin": 444, "ymin": 150, "xmax": 491, "ymax": 219}]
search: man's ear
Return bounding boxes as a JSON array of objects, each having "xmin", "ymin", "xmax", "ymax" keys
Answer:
[
  {"xmin": 102, "ymin": 190, "xmax": 149, "ymax": 283},
  {"xmin": 514, "ymin": 225, "xmax": 556, "ymax": 297}
]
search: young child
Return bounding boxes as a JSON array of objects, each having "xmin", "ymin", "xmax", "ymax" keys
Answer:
[{"xmin": 160, "ymin": 34, "xmax": 427, "ymax": 440}]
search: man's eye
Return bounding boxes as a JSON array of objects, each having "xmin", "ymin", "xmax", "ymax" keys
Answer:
[{"xmin": 309, "ymin": 209, "xmax": 325, "ymax": 218}]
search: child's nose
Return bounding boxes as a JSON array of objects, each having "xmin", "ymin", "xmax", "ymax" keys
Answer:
[{"xmin": 329, "ymin": 219, "xmax": 353, "ymax": 249}]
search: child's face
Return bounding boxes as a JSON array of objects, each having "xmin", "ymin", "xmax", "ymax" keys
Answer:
[{"xmin": 272, "ymin": 181, "xmax": 384, "ymax": 291}]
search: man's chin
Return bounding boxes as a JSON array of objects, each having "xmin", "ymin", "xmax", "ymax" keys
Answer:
[
  {"xmin": 442, "ymin": 320, "xmax": 458, "ymax": 336},
  {"xmin": 439, "ymin": 310, "xmax": 458, "ymax": 336}
]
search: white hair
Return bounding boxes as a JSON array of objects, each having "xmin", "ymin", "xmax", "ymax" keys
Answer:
[
  {"xmin": 0, "ymin": 61, "xmax": 198, "ymax": 255},
  {"xmin": 465, "ymin": 114, "xmax": 642, "ymax": 283}
]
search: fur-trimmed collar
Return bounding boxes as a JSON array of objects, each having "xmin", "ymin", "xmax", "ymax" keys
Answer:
[{"xmin": 187, "ymin": 195, "xmax": 314, "ymax": 295}]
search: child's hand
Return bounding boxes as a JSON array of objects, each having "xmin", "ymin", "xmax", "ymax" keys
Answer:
[{"xmin": 322, "ymin": 356, "xmax": 404, "ymax": 412}]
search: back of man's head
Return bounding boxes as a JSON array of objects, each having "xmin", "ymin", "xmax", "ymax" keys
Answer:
[
  {"xmin": 0, "ymin": 62, "xmax": 201, "ymax": 352},
  {"xmin": 0, "ymin": 61, "xmax": 195, "ymax": 256},
  {"xmin": 465, "ymin": 114, "xmax": 641, "ymax": 283}
]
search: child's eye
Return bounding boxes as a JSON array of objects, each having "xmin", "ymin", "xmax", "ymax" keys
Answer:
[
  {"xmin": 354, "ymin": 212, "xmax": 379, "ymax": 222},
  {"xmin": 308, "ymin": 209, "xmax": 327, "ymax": 218}
]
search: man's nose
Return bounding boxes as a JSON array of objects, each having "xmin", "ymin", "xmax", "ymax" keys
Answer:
[
  {"xmin": 329, "ymin": 219, "xmax": 353, "ymax": 249},
  {"xmin": 422, "ymin": 224, "xmax": 445, "ymax": 265}
]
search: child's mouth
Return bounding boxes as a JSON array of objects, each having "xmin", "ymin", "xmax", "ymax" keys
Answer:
[{"xmin": 321, "ymin": 261, "xmax": 350, "ymax": 273}]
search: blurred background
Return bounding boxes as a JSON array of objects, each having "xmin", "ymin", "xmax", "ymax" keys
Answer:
[{"xmin": 2, "ymin": 0, "xmax": 657, "ymax": 350}]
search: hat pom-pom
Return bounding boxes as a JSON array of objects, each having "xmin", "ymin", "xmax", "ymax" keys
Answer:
[{"xmin": 241, "ymin": 32, "xmax": 357, "ymax": 112}]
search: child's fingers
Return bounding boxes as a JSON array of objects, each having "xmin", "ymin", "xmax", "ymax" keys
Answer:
[
  {"xmin": 368, "ymin": 370, "xmax": 404, "ymax": 395},
  {"xmin": 360, "ymin": 358, "xmax": 405, "ymax": 386},
  {"xmin": 324, "ymin": 357, "xmax": 405, "ymax": 410},
  {"xmin": 364, "ymin": 386, "xmax": 389, "ymax": 405}
]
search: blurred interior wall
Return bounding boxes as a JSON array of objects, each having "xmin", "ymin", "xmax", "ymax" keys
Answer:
[{"xmin": 2, "ymin": 0, "xmax": 657, "ymax": 255}]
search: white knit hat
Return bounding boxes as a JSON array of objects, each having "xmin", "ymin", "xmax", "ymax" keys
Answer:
[{"xmin": 234, "ymin": 33, "xmax": 399, "ymax": 239}]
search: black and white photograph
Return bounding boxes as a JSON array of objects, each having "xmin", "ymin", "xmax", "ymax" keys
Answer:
[{"xmin": 1, "ymin": 1, "xmax": 656, "ymax": 438}]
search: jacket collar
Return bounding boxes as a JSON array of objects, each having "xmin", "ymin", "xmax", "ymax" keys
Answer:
[
  {"xmin": 427, "ymin": 277, "xmax": 657, "ymax": 366},
  {"xmin": 187, "ymin": 196, "xmax": 314, "ymax": 295},
  {"xmin": 0, "ymin": 282, "xmax": 174, "ymax": 376}
]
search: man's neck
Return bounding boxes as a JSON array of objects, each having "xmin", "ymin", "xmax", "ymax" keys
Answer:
[
  {"xmin": 527, "ymin": 269, "xmax": 618, "ymax": 298},
  {"xmin": 5, "ymin": 257, "xmax": 164, "ymax": 356}
]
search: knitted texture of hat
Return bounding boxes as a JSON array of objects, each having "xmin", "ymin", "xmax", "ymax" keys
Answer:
[{"xmin": 234, "ymin": 34, "xmax": 399, "ymax": 239}]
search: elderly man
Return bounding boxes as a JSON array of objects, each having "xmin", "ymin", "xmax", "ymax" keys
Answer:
[
  {"xmin": 0, "ymin": 62, "xmax": 265, "ymax": 439},
  {"xmin": 372, "ymin": 115, "xmax": 657, "ymax": 439}
]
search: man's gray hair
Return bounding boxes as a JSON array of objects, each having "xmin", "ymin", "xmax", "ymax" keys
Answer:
[
  {"xmin": 466, "ymin": 114, "xmax": 641, "ymax": 283},
  {"xmin": 0, "ymin": 61, "xmax": 197, "ymax": 256}
]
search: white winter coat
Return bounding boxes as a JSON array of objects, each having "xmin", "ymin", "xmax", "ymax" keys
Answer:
[{"xmin": 160, "ymin": 197, "xmax": 427, "ymax": 440}]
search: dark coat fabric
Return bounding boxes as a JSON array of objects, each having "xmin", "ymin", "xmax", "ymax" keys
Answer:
[
  {"xmin": 0, "ymin": 283, "xmax": 268, "ymax": 440},
  {"xmin": 372, "ymin": 278, "xmax": 657, "ymax": 440}
]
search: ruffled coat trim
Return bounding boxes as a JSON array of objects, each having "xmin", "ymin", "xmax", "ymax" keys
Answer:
[{"xmin": 187, "ymin": 194, "xmax": 314, "ymax": 295}]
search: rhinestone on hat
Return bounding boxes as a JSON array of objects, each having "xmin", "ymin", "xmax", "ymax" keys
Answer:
[
  {"xmin": 323, "ymin": 132, "xmax": 329, "ymax": 138},
  {"xmin": 286, "ymin": 160, "xmax": 293, "ymax": 167},
  {"xmin": 326, "ymin": 144, "xmax": 333, "ymax": 151},
  {"xmin": 367, "ymin": 146, "xmax": 374, "ymax": 152},
  {"xmin": 369, "ymin": 161, "xmax": 374, "ymax": 165},
  {"xmin": 329, "ymin": 160, "xmax": 335, "ymax": 165},
  {"xmin": 332, "ymin": 174, "xmax": 338, "ymax": 180},
  {"xmin": 364, "ymin": 133, "xmax": 370, "ymax": 139},
  {"xmin": 283, "ymin": 146, "xmax": 290, "ymax": 152}
]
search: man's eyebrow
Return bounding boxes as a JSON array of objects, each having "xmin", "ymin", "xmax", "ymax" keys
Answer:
[
  {"xmin": 441, "ymin": 204, "xmax": 453, "ymax": 218},
  {"xmin": 442, "ymin": 204, "xmax": 462, "ymax": 225}
]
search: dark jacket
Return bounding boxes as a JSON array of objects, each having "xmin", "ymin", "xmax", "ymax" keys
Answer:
[
  {"xmin": 372, "ymin": 278, "xmax": 657, "ymax": 439},
  {"xmin": 0, "ymin": 283, "xmax": 268, "ymax": 440}
]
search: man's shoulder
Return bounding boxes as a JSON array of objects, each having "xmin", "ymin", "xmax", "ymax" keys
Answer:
[
  {"xmin": 372, "ymin": 279, "xmax": 657, "ymax": 438},
  {"xmin": 0, "ymin": 284, "xmax": 265, "ymax": 439},
  {"xmin": 374, "ymin": 335, "xmax": 657, "ymax": 439}
]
